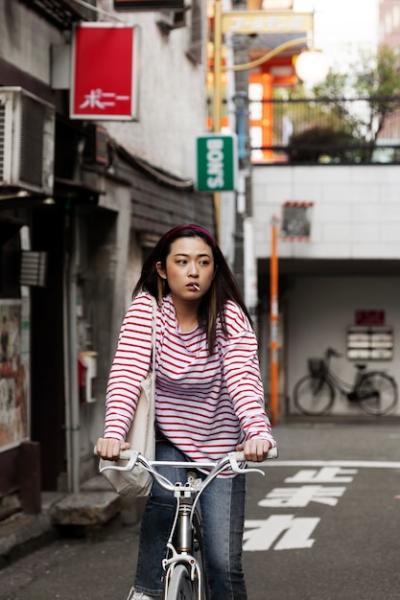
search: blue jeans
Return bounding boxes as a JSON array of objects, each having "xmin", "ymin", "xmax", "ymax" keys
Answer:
[{"xmin": 134, "ymin": 441, "xmax": 247, "ymax": 599}]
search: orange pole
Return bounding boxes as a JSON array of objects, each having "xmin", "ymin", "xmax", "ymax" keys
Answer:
[{"xmin": 269, "ymin": 216, "xmax": 279, "ymax": 425}]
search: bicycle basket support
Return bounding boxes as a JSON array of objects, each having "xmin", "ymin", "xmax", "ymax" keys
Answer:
[{"xmin": 308, "ymin": 359, "xmax": 326, "ymax": 377}]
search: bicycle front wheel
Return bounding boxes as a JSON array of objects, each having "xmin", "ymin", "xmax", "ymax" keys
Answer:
[
  {"xmin": 358, "ymin": 372, "xmax": 398, "ymax": 416},
  {"xmin": 293, "ymin": 375, "xmax": 335, "ymax": 415},
  {"xmin": 166, "ymin": 564, "xmax": 194, "ymax": 600}
]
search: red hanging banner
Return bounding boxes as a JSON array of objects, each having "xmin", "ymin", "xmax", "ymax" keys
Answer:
[{"xmin": 70, "ymin": 23, "xmax": 140, "ymax": 120}]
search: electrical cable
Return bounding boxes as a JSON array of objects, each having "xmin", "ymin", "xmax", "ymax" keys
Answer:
[{"xmin": 226, "ymin": 36, "xmax": 308, "ymax": 72}]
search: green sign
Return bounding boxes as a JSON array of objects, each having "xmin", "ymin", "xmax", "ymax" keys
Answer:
[{"xmin": 196, "ymin": 134, "xmax": 237, "ymax": 192}]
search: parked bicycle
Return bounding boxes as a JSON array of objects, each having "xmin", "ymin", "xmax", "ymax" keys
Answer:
[
  {"xmin": 100, "ymin": 447, "xmax": 278, "ymax": 600},
  {"xmin": 293, "ymin": 347, "xmax": 398, "ymax": 416}
]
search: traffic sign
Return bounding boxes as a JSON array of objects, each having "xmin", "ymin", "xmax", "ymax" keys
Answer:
[{"xmin": 196, "ymin": 134, "xmax": 237, "ymax": 192}]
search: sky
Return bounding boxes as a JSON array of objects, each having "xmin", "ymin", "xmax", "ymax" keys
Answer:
[{"xmin": 293, "ymin": 0, "xmax": 379, "ymax": 69}]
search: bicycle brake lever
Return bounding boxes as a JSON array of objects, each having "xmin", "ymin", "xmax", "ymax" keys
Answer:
[
  {"xmin": 228, "ymin": 453, "xmax": 265, "ymax": 476},
  {"xmin": 99, "ymin": 450, "xmax": 140, "ymax": 473}
]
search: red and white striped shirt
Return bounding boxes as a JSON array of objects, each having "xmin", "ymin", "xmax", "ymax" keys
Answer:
[{"xmin": 104, "ymin": 292, "xmax": 275, "ymax": 463}]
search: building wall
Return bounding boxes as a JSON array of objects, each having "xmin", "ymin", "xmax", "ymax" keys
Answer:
[
  {"xmin": 0, "ymin": 0, "xmax": 212, "ymax": 488},
  {"xmin": 253, "ymin": 165, "xmax": 400, "ymax": 260},
  {"xmin": 78, "ymin": 180, "xmax": 133, "ymax": 477},
  {"xmin": 379, "ymin": 0, "xmax": 400, "ymax": 46},
  {"xmin": 253, "ymin": 165, "xmax": 400, "ymax": 417},
  {"xmin": 0, "ymin": 0, "xmax": 63, "ymax": 83},
  {"xmin": 99, "ymin": 1, "xmax": 207, "ymax": 180},
  {"xmin": 0, "ymin": 0, "xmax": 206, "ymax": 180},
  {"xmin": 287, "ymin": 276, "xmax": 400, "ymax": 416}
]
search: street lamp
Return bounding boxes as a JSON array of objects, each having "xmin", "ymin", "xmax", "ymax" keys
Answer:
[{"xmin": 295, "ymin": 48, "xmax": 329, "ymax": 85}]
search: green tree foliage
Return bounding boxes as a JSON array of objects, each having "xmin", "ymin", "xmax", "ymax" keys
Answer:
[{"xmin": 310, "ymin": 45, "xmax": 400, "ymax": 159}]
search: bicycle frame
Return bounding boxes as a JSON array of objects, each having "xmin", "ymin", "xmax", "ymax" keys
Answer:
[
  {"xmin": 321, "ymin": 352, "xmax": 361, "ymax": 396},
  {"xmin": 99, "ymin": 448, "xmax": 278, "ymax": 599},
  {"xmin": 296, "ymin": 348, "xmax": 398, "ymax": 416}
]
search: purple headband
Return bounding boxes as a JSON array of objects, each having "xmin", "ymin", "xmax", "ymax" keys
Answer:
[{"xmin": 161, "ymin": 224, "xmax": 216, "ymax": 246}]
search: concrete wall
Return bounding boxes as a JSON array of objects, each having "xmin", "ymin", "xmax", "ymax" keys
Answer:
[
  {"xmin": 253, "ymin": 165, "xmax": 400, "ymax": 417},
  {"xmin": 0, "ymin": 0, "xmax": 206, "ymax": 180},
  {"xmin": 253, "ymin": 165, "xmax": 400, "ymax": 260},
  {"xmin": 286, "ymin": 276, "xmax": 400, "ymax": 416},
  {"xmin": 0, "ymin": 0, "xmax": 63, "ymax": 83},
  {"xmin": 99, "ymin": 0, "xmax": 207, "ymax": 180},
  {"xmin": 78, "ymin": 179, "xmax": 134, "ymax": 473}
]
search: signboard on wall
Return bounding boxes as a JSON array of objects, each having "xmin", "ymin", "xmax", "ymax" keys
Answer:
[
  {"xmin": 196, "ymin": 134, "xmax": 238, "ymax": 192},
  {"xmin": 281, "ymin": 201, "xmax": 313, "ymax": 240},
  {"xmin": 355, "ymin": 310, "xmax": 385, "ymax": 326},
  {"xmin": 221, "ymin": 11, "xmax": 313, "ymax": 34},
  {"xmin": 0, "ymin": 300, "xmax": 29, "ymax": 451},
  {"xmin": 70, "ymin": 24, "xmax": 140, "ymax": 120}
]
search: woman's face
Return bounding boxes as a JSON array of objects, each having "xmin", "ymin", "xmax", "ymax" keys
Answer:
[{"xmin": 157, "ymin": 236, "xmax": 215, "ymax": 301}]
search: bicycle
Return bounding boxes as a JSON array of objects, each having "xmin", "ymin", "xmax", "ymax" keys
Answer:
[
  {"xmin": 99, "ymin": 447, "xmax": 278, "ymax": 600},
  {"xmin": 293, "ymin": 347, "xmax": 398, "ymax": 416}
]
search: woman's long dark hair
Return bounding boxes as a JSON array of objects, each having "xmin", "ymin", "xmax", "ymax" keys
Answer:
[{"xmin": 133, "ymin": 224, "xmax": 252, "ymax": 354}]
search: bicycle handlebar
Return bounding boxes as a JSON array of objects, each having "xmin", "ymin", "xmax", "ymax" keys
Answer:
[
  {"xmin": 118, "ymin": 446, "xmax": 278, "ymax": 465},
  {"xmin": 97, "ymin": 446, "xmax": 278, "ymax": 495},
  {"xmin": 97, "ymin": 446, "xmax": 278, "ymax": 526},
  {"xmin": 326, "ymin": 347, "xmax": 342, "ymax": 359}
]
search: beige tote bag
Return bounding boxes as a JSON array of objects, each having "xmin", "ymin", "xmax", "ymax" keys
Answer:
[{"xmin": 99, "ymin": 298, "xmax": 157, "ymax": 496}]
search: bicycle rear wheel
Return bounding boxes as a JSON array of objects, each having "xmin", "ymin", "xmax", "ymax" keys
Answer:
[
  {"xmin": 358, "ymin": 372, "xmax": 398, "ymax": 416},
  {"xmin": 166, "ymin": 564, "xmax": 194, "ymax": 600},
  {"xmin": 293, "ymin": 375, "xmax": 335, "ymax": 415}
]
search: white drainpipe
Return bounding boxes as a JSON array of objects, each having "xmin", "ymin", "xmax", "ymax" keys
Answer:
[{"xmin": 243, "ymin": 216, "xmax": 258, "ymax": 316}]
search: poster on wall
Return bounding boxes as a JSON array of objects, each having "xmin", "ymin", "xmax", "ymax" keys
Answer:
[{"xmin": 0, "ymin": 300, "xmax": 29, "ymax": 451}]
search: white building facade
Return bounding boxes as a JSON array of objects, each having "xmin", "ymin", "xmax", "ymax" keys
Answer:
[{"xmin": 253, "ymin": 165, "xmax": 400, "ymax": 417}]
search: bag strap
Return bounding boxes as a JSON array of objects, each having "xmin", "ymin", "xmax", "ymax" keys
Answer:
[
  {"xmin": 148, "ymin": 297, "xmax": 158, "ymax": 402},
  {"xmin": 150, "ymin": 296, "xmax": 157, "ymax": 374}
]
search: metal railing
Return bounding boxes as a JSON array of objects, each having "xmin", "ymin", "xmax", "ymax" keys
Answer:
[{"xmin": 248, "ymin": 96, "xmax": 400, "ymax": 165}]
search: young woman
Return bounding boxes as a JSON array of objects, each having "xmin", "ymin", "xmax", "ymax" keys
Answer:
[{"xmin": 96, "ymin": 224, "xmax": 276, "ymax": 600}]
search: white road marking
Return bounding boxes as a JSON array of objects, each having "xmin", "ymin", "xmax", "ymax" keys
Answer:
[
  {"xmin": 244, "ymin": 516, "xmax": 320, "ymax": 551},
  {"xmin": 261, "ymin": 460, "xmax": 400, "ymax": 469},
  {"xmin": 246, "ymin": 462, "xmax": 399, "ymax": 552},
  {"xmin": 258, "ymin": 485, "xmax": 346, "ymax": 507},
  {"xmin": 285, "ymin": 467, "xmax": 357, "ymax": 483}
]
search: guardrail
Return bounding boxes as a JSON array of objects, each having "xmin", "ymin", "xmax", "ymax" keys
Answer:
[{"xmin": 248, "ymin": 96, "xmax": 400, "ymax": 164}]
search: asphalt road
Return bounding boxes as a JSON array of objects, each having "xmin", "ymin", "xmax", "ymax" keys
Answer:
[{"xmin": 1, "ymin": 421, "xmax": 400, "ymax": 600}]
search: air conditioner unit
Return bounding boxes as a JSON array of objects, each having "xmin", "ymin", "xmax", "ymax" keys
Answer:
[{"xmin": 0, "ymin": 87, "xmax": 55, "ymax": 196}]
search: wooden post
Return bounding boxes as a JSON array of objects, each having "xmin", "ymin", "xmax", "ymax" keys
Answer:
[{"xmin": 269, "ymin": 216, "xmax": 279, "ymax": 424}]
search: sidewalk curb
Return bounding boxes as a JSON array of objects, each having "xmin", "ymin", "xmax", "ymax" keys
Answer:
[
  {"xmin": 0, "ymin": 479, "xmax": 123, "ymax": 569},
  {"xmin": 0, "ymin": 511, "xmax": 56, "ymax": 568}
]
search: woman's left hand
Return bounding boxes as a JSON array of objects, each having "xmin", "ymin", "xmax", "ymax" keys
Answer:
[{"xmin": 236, "ymin": 439, "xmax": 271, "ymax": 462}]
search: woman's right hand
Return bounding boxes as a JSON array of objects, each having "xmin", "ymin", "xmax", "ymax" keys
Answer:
[{"xmin": 95, "ymin": 437, "xmax": 130, "ymax": 460}]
